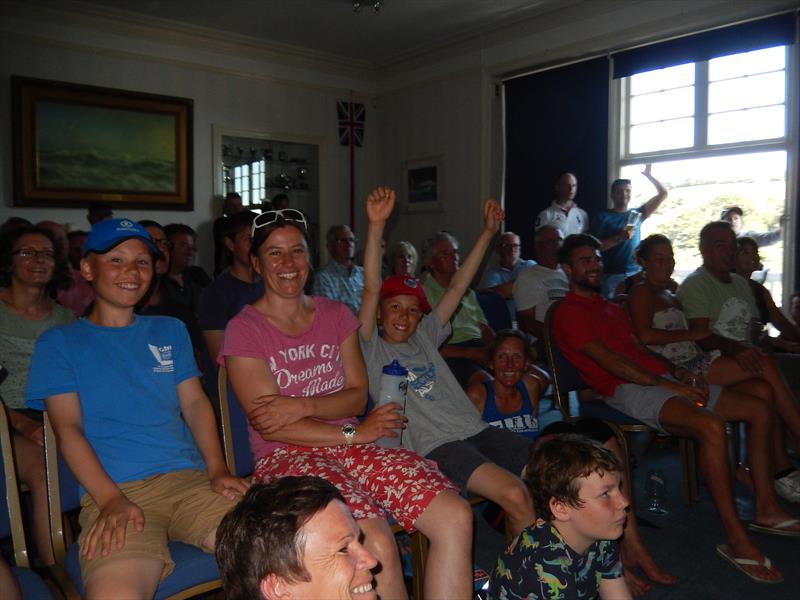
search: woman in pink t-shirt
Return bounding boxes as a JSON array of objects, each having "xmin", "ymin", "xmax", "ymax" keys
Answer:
[{"xmin": 221, "ymin": 209, "xmax": 473, "ymax": 600}]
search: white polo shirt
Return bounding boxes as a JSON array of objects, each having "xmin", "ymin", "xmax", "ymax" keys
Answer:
[{"xmin": 535, "ymin": 201, "xmax": 588, "ymax": 237}]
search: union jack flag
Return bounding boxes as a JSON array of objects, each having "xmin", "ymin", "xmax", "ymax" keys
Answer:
[{"xmin": 337, "ymin": 101, "xmax": 365, "ymax": 147}]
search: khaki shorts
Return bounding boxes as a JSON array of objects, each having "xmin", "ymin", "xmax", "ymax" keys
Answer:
[{"xmin": 78, "ymin": 469, "xmax": 235, "ymax": 584}]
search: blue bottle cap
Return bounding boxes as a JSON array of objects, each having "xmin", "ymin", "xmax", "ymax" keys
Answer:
[{"xmin": 382, "ymin": 359, "xmax": 407, "ymax": 376}]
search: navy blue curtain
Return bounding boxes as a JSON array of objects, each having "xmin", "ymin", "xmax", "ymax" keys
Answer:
[
  {"xmin": 613, "ymin": 13, "xmax": 796, "ymax": 79},
  {"xmin": 504, "ymin": 58, "xmax": 609, "ymax": 258}
]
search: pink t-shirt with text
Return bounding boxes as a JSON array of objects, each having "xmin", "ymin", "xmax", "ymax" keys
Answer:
[{"xmin": 219, "ymin": 297, "xmax": 360, "ymax": 461}]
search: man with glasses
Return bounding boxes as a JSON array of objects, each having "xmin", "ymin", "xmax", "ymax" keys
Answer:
[
  {"xmin": 313, "ymin": 225, "xmax": 364, "ymax": 315},
  {"xmin": 479, "ymin": 231, "xmax": 534, "ymax": 319}
]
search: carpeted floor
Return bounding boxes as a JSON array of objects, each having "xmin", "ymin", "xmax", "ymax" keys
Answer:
[{"xmin": 471, "ymin": 396, "xmax": 800, "ymax": 599}]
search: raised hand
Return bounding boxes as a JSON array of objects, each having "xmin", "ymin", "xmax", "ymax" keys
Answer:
[
  {"xmin": 366, "ymin": 187, "xmax": 396, "ymax": 224},
  {"xmin": 482, "ymin": 199, "xmax": 504, "ymax": 235},
  {"xmin": 82, "ymin": 494, "xmax": 145, "ymax": 559}
]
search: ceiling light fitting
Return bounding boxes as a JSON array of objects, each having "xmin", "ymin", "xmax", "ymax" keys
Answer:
[{"xmin": 353, "ymin": 1, "xmax": 382, "ymax": 14}]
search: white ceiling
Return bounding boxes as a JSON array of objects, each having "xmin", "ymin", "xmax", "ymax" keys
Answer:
[{"xmin": 71, "ymin": 0, "xmax": 563, "ymax": 66}]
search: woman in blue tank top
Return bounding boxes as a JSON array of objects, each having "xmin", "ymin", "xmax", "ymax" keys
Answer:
[{"xmin": 466, "ymin": 330, "xmax": 548, "ymax": 439}]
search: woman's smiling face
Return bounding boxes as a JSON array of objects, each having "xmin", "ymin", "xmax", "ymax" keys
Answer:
[{"xmin": 252, "ymin": 225, "xmax": 310, "ymax": 299}]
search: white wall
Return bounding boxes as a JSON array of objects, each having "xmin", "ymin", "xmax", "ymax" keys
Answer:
[{"xmin": 0, "ymin": 2, "xmax": 378, "ymax": 271}]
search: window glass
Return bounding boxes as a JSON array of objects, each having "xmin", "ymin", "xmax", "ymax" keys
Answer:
[
  {"xmin": 708, "ymin": 106, "xmax": 785, "ymax": 144},
  {"xmin": 631, "ymin": 86, "xmax": 694, "ymax": 124},
  {"xmin": 630, "ymin": 63, "xmax": 694, "ymax": 94},
  {"xmin": 709, "ymin": 71, "xmax": 785, "ymax": 113},
  {"xmin": 630, "ymin": 118, "xmax": 694, "ymax": 153},
  {"xmin": 621, "ymin": 151, "xmax": 786, "ymax": 302},
  {"xmin": 709, "ymin": 46, "xmax": 785, "ymax": 81}
]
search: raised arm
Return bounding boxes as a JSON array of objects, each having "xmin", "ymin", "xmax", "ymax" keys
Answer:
[
  {"xmin": 46, "ymin": 393, "xmax": 144, "ymax": 559},
  {"xmin": 627, "ymin": 284, "xmax": 708, "ymax": 345},
  {"xmin": 359, "ymin": 187, "xmax": 396, "ymax": 342},
  {"xmin": 224, "ymin": 331, "xmax": 375, "ymax": 445},
  {"xmin": 434, "ymin": 199, "xmax": 503, "ymax": 326},
  {"xmin": 639, "ymin": 164, "xmax": 668, "ymax": 220}
]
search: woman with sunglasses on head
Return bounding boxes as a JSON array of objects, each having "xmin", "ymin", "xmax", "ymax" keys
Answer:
[
  {"xmin": 0, "ymin": 226, "xmax": 73, "ymax": 565},
  {"xmin": 221, "ymin": 207, "xmax": 472, "ymax": 600}
]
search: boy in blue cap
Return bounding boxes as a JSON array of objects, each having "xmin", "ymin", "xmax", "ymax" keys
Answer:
[{"xmin": 26, "ymin": 219, "xmax": 248, "ymax": 599}]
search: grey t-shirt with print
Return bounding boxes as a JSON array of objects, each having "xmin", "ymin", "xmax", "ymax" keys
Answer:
[
  {"xmin": 677, "ymin": 267, "xmax": 757, "ymax": 342},
  {"xmin": 360, "ymin": 315, "xmax": 488, "ymax": 457}
]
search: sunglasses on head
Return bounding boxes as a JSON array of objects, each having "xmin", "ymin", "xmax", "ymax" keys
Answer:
[{"xmin": 251, "ymin": 209, "xmax": 309, "ymax": 238}]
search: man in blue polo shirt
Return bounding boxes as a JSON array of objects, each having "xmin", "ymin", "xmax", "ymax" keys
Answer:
[{"xmin": 591, "ymin": 164, "xmax": 668, "ymax": 297}]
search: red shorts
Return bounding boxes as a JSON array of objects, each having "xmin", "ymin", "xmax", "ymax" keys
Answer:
[{"xmin": 254, "ymin": 444, "xmax": 458, "ymax": 532}]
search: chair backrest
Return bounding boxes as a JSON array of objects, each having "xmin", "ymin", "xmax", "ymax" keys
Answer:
[
  {"xmin": 542, "ymin": 299, "xmax": 585, "ymax": 419},
  {"xmin": 476, "ymin": 291, "xmax": 513, "ymax": 332},
  {"xmin": 1, "ymin": 404, "xmax": 31, "ymax": 567},
  {"xmin": 216, "ymin": 366, "xmax": 254, "ymax": 478},
  {"xmin": 42, "ymin": 412, "xmax": 83, "ymax": 567}
]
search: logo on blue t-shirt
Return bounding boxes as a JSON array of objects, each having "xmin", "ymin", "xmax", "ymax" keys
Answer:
[{"xmin": 148, "ymin": 343, "xmax": 174, "ymax": 373}]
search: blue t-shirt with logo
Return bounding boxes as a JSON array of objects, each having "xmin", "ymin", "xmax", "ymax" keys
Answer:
[{"xmin": 26, "ymin": 316, "xmax": 203, "ymax": 486}]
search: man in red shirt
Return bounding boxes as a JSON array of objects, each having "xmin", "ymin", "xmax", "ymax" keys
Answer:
[{"xmin": 553, "ymin": 233, "xmax": 800, "ymax": 585}]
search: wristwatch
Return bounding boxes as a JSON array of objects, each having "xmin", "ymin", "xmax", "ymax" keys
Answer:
[{"xmin": 341, "ymin": 423, "xmax": 356, "ymax": 447}]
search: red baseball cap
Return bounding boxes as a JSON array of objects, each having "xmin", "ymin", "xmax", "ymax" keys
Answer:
[{"xmin": 380, "ymin": 275, "xmax": 432, "ymax": 313}]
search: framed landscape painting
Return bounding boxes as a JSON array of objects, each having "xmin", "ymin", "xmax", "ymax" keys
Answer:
[
  {"xmin": 12, "ymin": 77, "xmax": 193, "ymax": 210},
  {"xmin": 402, "ymin": 156, "xmax": 443, "ymax": 213}
]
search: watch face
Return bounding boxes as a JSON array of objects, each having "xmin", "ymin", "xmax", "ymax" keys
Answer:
[{"xmin": 343, "ymin": 424, "xmax": 356, "ymax": 435}]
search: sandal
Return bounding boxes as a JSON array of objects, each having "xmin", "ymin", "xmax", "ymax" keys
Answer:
[
  {"xmin": 715, "ymin": 544, "xmax": 783, "ymax": 584},
  {"xmin": 748, "ymin": 519, "xmax": 800, "ymax": 537}
]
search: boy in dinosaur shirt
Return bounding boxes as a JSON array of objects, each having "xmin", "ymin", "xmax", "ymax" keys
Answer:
[{"xmin": 489, "ymin": 435, "xmax": 631, "ymax": 600}]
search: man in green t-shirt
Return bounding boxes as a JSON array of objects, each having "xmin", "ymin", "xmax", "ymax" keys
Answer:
[{"xmin": 678, "ymin": 220, "xmax": 800, "ymax": 502}]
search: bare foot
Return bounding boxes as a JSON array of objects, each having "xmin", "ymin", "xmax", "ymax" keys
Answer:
[
  {"xmin": 621, "ymin": 536, "xmax": 677, "ymax": 586},
  {"xmin": 623, "ymin": 569, "xmax": 651, "ymax": 597},
  {"xmin": 635, "ymin": 550, "xmax": 678, "ymax": 585}
]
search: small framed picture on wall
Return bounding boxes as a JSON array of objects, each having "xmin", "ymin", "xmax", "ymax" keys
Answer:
[{"xmin": 402, "ymin": 156, "xmax": 443, "ymax": 213}]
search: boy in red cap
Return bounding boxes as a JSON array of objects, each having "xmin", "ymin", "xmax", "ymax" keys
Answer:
[{"xmin": 359, "ymin": 188, "xmax": 536, "ymax": 536}]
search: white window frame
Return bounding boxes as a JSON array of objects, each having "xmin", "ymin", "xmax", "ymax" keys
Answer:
[{"xmin": 610, "ymin": 44, "xmax": 797, "ymax": 305}]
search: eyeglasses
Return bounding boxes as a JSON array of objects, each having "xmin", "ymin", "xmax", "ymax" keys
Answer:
[
  {"xmin": 499, "ymin": 243, "xmax": 521, "ymax": 249},
  {"xmin": 251, "ymin": 209, "xmax": 308, "ymax": 237},
  {"xmin": 335, "ymin": 237, "xmax": 357, "ymax": 245},
  {"xmin": 12, "ymin": 248, "xmax": 55, "ymax": 261}
]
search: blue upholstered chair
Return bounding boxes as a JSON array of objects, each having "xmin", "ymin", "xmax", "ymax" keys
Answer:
[
  {"xmin": 476, "ymin": 291, "xmax": 513, "ymax": 332},
  {"xmin": 1, "ymin": 404, "xmax": 54, "ymax": 600},
  {"xmin": 41, "ymin": 413, "xmax": 223, "ymax": 600},
  {"xmin": 543, "ymin": 300, "xmax": 700, "ymax": 505}
]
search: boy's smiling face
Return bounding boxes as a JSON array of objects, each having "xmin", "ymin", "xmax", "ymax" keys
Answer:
[
  {"xmin": 554, "ymin": 470, "xmax": 628, "ymax": 554},
  {"xmin": 380, "ymin": 294, "xmax": 423, "ymax": 344},
  {"xmin": 81, "ymin": 238, "xmax": 154, "ymax": 309}
]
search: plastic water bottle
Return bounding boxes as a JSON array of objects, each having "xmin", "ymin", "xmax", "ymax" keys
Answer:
[
  {"xmin": 645, "ymin": 469, "xmax": 668, "ymax": 514},
  {"xmin": 376, "ymin": 360, "xmax": 408, "ymax": 448}
]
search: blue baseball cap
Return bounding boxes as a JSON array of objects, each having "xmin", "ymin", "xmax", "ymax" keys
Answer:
[{"xmin": 84, "ymin": 218, "xmax": 159, "ymax": 256}]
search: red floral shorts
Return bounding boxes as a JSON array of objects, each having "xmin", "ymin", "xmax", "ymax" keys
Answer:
[{"xmin": 254, "ymin": 444, "xmax": 458, "ymax": 532}]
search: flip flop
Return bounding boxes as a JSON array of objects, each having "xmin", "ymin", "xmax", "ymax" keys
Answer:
[
  {"xmin": 715, "ymin": 544, "xmax": 783, "ymax": 584},
  {"xmin": 748, "ymin": 519, "xmax": 800, "ymax": 537}
]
